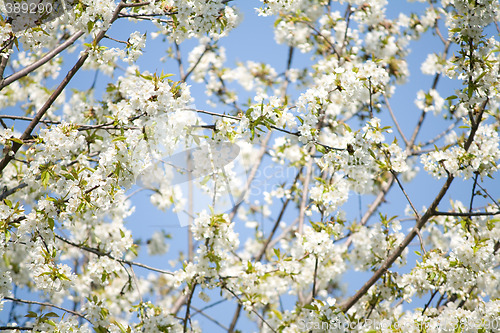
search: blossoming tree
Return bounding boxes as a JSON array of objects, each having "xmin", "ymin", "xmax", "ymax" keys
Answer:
[{"xmin": 1, "ymin": 0, "xmax": 499, "ymax": 331}]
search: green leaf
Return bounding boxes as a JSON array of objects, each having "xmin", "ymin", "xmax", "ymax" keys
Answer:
[
  {"xmin": 87, "ymin": 20, "xmax": 95, "ymax": 33},
  {"xmin": 48, "ymin": 218, "xmax": 54, "ymax": 230},
  {"xmin": 271, "ymin": 308, "xmax": 283, "ymax": 320},
  {"xmin": 316, "ymin": 144, "xmax": 326, "ymax": 154},
  {"xmin": 44, "ymin": 312, "xmax": 59, "ymax": 318},
  {"xmin": 25, "ymin": 311, "xmax": 38, "ymax": 318},
  {"xmin": 41, "ymin": 170, "xmax": 51, "ymax": 188},
  {"xmin": 129, "ymin": 245, "xmax": 138, "ymax": 257},
  {"xmin": 112, "ymin": 136, "xmax": 127, "ymax": 142},
  {"xmin": 9, "ymin": 137, "xmax": 23, "ymax": 144},
  {"xmin": 95, "ymin": 325, "xmax": 109, "ymax": 333},
  {"xmin": 303, "ymin": 304, "xmax": 317, "ymax": 311}
]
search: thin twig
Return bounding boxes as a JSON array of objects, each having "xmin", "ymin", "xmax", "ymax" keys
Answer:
[
  {"xmin": 55, "ymin": 234, "xmax": 173, "ymax": 275},
  {"xmin": 368, "ymin": 78, "xmax": 374, "ymax": 118},
  {"xmin": 469, "ymin": 173, "xmax": 479, "ymax": 214},
  {"xmin": 344, "ymin": 177, "xmax": 395, "ymax": 249},
  {"xmin": 174, "ymin": 42, "xmax": 185, "ymax": 79},
  {"xmin": 183, "ymin": 45, "xmax": 210, "ymax": 82},
  {"xmin": 121, "ymin": 1, "xmax": 151, "ymax": 8},
  {"xmin": 407, "ymin": 42, "xmax": 450, "ymax": 151},
  {"xmin": 390, "ymin": 170, "xmax": 420, "ymax": 220},
  {"xmin": 190, "ymin": 306, "xmax": 229, "ymax": 330},
  {"xmin": 104, "ymin": 35, "xmax": 128, "ymax": 45},
  {"xmin": 419, "ymin": 119, "xmax": 459, "ymax": 149},
  {"xmin": 3, "ymin": 296, "xmax": 89, "ymax": 322},
  {"xmin": 296, "ymin": 20, "xmax": 340, "ymax": 58},
  {"xmin": 193, "ymin": 109, "xmax": 344, "ymax": 152},
  {"xmin": 228, "ymin": 132, "xmax": 272, "ymax": 221},
  {"xmin": 475, "ymin": 182, "xmax": 500, "ymax": 209},
  {"xmin": 312, "ymin": 256, "xmax": 319, "ymax": 299},
  {"xmin": 223, "ymin": 287, "xmax": 276, "ymax": 333},
  {"xmin": 341, "ymin": 5, "xmax": 352, "ymax": 52},
  {"xmin": 422, "ymin": 289, "xmax": 439, "ymax": 315},
  {"xmin": 268, "ymin": 218, "xmax": 299, "ymax": 250},
  {"xmin": 183, "ymin": 283, "xmax": 197, "ymax": 333},
  {"xmin": 0, "ymin": 115, "xmax": 61, "ymax": 124},
  {"xmin": 0, "ymin": 39, "xmax": 14, "ymax": 84},
  {"xmin": 383, "ymin": 93, "xmax": 409, "ymax": 146}
]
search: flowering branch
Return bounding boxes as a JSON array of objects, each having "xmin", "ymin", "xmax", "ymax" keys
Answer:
[
  {"xmin": 54, "ymin": 234, "xmax": 173, "ymax": 275},
  {"xmin": 340, "ymin": 93, "xmax": 489, "ymax": 313},
  {"xmin": 0, "ymin": 31, "xmax": 84, "ymax": 90},
  {"xmin": 2, "ymin": 296, "xmax": 89, "ymax": 322},
  {"xmin": 0, "ymin": 1, "xmax": 129, "ymax": 174}
]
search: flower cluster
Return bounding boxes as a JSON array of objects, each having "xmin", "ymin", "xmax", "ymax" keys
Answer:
[{"xmin": 421, "ymin": 123, "xmax": 500, "ymax": 179}]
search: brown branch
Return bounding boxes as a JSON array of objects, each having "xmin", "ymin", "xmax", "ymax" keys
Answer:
[
  {"xmin": 0, "ymin": 31, "xmax": 84, "ymax": 90},
  {"xmin": 430, "ymin": 210, "xmax": 500, "ymax": 217},
  {"xmin": 228, "ymin": 303, "xmax": 242, "ymax": 333},
  {"xmin": 0, "ymin": 326, "xmax": 33, "ymax": 331},
  {"xmin": 183, "ymin": 283, "xmax": 197, "ymax": 333},
  {"xmin": 312, "ymin": 256, "xmax": 319, "ymax": 299},
  {"xmin": 339, "ymin": 174, "xmax": 455, "ymax": 313},
  {"xmin": 0, "ymin": 38, "xmax": 14, "ymax": 81},
  {"xmin": 2, "ymin": 296, "xmax": 89, "ymax": 322}
]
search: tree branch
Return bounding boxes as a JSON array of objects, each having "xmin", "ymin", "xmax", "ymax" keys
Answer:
[
  {"xmin": 2, "ymin": 296, "xmax": 89, "ymax": 322},
  {"xmin": 0, "ymin": 31, "xmax": 84, "ymax": 90}
]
